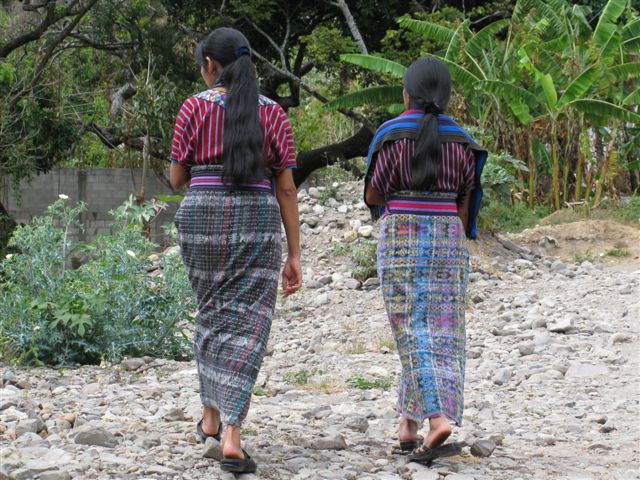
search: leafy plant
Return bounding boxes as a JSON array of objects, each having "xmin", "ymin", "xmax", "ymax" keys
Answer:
[
  {"xmin": 606, "ymin": 248, "xmax": 631, "ymax": 257},
  {"xmin": 351, "ymin": 241, "xmax": 378, "ymax": 281},
  {"xmin": 0, "ymin": 197, "xmax": 194, "ymax": 366},
  {"xmin": 347, "ymin": 375, "xmax": 393, "ymax": 390},
  {"xmin": 283, "ymin": 368, "xmax": 323, "ymax": 385}
]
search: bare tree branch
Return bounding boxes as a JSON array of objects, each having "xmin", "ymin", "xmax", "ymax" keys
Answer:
[
  {"xmin": 252, "ymin": 49, "xmax": 374, "ymax": 132},
  {"xmin": 243, "ymin": 15, "xmax": 288, "ymax": 68},
  {"xmin": 8, "ymin": 0, "xmax": 99, "ymax": 109},
  {"xmin": 329, "ymin": 0, "xmax": 368, "ymax": 55},
  {"xmin": 109, "ymin": 83, "xmax": 138, "ymax": 122}
]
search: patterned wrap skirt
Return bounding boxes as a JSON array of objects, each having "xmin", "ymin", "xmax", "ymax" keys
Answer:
[
  {"xmin": 378, "ymin": 192, "xmax": 469, "ymax": 425},
  {"xmin": 175, "ymin": 171, "xmax": 281, "ymax": 426}
]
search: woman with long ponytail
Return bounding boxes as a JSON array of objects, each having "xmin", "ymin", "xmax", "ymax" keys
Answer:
[
  {"xmin": 364, "ymin": 57, "xmax": 487, "ymax": 460},
  {"xmin": 169, "ymin": 27, "xmax": 302, "ymax": 473}
]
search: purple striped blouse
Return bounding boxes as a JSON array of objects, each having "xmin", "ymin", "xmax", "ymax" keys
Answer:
[{"xmin": 370, "ymin": 128, "xmax": 476, "ymax": 199}]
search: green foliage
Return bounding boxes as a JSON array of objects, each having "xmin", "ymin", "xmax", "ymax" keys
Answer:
[
  {"xmin": 479, "ymin": 201, "xmax": 550, "ymax": 232},
  {"xmin": 606, "ymin": 247, "xmax": 631, "ymax": 257},
  {"xmin": 253, "ymin": 386, "xmax": 267, "ymax": 396},
  {"xmin": 283, "ymin": 368, "xmax": 323, "ymax": 385},
  {"xmin": 482, "ymin": 151, "xmax": 530, "ymax": 203},
  {"xmin": 347, "ymin": 375, "xmax": 393, "ymax": 390},
  {"xmin": 573, "ymin": 250, "xmax": 595, "ymax": 263},
  {"xmin": 0, "ymin": 197, "xmax": 194, "ymax": 366},
  {"xmin": 351, "ymin": 241, "xmax": 378, "ymax": 282}
]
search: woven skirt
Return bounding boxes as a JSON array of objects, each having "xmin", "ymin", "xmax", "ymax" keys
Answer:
[
  {"xmin": 175, "ymin": 188, "xmax": 281, "ymax": 426},
  {"xmin": 378, "ymin": 211, "xmax": 469, "ymax": 425}
]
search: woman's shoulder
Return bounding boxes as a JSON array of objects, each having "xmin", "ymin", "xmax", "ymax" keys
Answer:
[{"xmin": 258, "ymin": 94, "xmax": 279, "ymax": 107}]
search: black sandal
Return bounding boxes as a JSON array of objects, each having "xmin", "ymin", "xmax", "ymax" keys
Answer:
[
  {"xmin": 399, "ymin": 435, "xmax": 424, "ymax": 452},
  {"xmin": 220, "ymin": 449, "xmax": 257, "ymax": 474},
  {"xmin": 196, "ymin": 419, "xmax": 222, "ymax": 443},
  {"xmin": 408, "ymin": 442, "xmax": 462, "ymax": 465}
]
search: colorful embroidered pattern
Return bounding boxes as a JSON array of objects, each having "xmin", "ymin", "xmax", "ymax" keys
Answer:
[
  {"xmin": 175, "ymin": 175, "xmax": 281, "ymax": 426},
  {"xmin": 378, "ymin": 212, "xmax": 469, "ymax": 425},
  {"xmin": 189, "ymin": 165, "xmax": 274, "ymax": 193},
  {"xmin": 385, "ymin": 191, "xmax": 459, "ymax": 216}
]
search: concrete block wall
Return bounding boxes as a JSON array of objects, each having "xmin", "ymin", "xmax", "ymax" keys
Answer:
[{"xmin": 1, "ymin": 169, "xmax": 179, "ymax": 245}]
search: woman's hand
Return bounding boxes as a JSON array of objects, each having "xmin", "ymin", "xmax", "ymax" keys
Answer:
[{"xmin": 281, "ymin": 256, "xmax": 302, "ymax": 297}]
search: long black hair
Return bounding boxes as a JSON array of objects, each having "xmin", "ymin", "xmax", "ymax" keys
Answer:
[
  {"xmin": 195, "ymin": 27, "xmax": 267, "ymax": 184},
  {"xmin": 403, "ymin": 57, "xmax": 452, "ymax": 190}
]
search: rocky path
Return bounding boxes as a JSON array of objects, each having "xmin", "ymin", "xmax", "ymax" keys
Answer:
[{"xmin": 1, "ymin": 183, "xmax": 639, "ymax": 480}]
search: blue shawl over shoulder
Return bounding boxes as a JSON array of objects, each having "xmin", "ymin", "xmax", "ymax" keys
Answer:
[{"xmin": 364, "ymin": 112, "xmax": 488, "ymax": 239}]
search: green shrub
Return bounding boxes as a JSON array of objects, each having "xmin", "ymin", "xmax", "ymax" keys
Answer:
[
  {"xmin": 351, "ymin": 241, "xmax": 377, "ymax": 281},
  {"xmin": 606, "ymin": 248, "xmax": 631, "ymax": 257},
  {"xmin": 479, "ymin": 201, "xmax": 550, "ymax": 233},
  {"xmin": 347, "ymin": 375, "xmax": 393, "ymax": 390},
  {"xmin": 0, "ymin": 196, "xmax": 194, "ymax": 366},
  {"xmin": 283, "ymin": 368, "xmax": 323, "ymax": 385}
]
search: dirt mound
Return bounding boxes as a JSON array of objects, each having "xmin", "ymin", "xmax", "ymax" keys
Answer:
[{"xmin": 506, "ymin": 219, "xmax": 640, "ymax": 264}]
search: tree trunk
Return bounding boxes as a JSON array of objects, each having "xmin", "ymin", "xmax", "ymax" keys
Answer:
[
  {"xmin": 0, "ymin": 198, "xmax": 17, "ymax": 256},
  {"xmin": 593, "ymin": 128, "xmax": 618, "ymax": 207},
  {"xmin": 527, "ymin": 129, "xmax": 535, "ymax": 209},
  {"xmin": 551, "ymin": 121, "xmax": 561, "ymax": 210},
  {"xmin": 293, "ymin": 126, "xmax": 373, "ymax": 187}
]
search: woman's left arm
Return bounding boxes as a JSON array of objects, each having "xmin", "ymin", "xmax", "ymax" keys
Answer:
[
  {"xmin": 365, "ymin": 183, "xmax": 386, "ymax": 206},
  {"xmin": 169, "ymin": 162, "xmax": 191, "ymax": 190}
]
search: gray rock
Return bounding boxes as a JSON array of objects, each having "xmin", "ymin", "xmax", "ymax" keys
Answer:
[
  {"xmin": 446, "ymin": 475, "xmax": 476, "ymax": 480},
  {"xmin": 610, "ymin": 332, "xmax": 632, "ymax": 344},
  {"xmin": 411, "ymin": 471, "xmax": 440, "ymax": 480},
  {"xmin": 471, "ymin": 293, "xmax": 485, "ymax": 304},
  {"xmin": 344, "ymin": 415, "xmax": 369, "ymax": 433},
  {"xmin": 38, "ymin": 471, "xmax": 72, "ymax": 480},
  {"xmin": 363, "ymin": 278, "xmax": 380, "ymax": 288},
  {"xmin": 344, "ymin": 279, "xmax": 361, "ymax": 290},
  {"xmin": 599, "ymin": 421, "xmax": 616, "ymax": 433},
  {"xmin": 302, "ymin": 405, "xmax": 332, "ymax": 420},
  {"xmin": 547, "ymin": 317, "xmax": 573, "ymax": 333},
  {"xmin": 550, "ymin": 260, "xmax": 567, "ymax": 272},
  {"xmin": 14, "ymin": 431, "xmax": 49, "ymax": 448},
  {"xmin": 565, "ymin": 363, "xmax": 609, "ymax": 378},
  {"xmin": 15, "ymin": 417, "xmax": 45, "ymax": 437},
  {"xmin": 163, "ymin": 407, "xmax": 186, "ymax": 422},
  {"xmin": 310, "ymin": 293, "xmax": 329, "ymax": 307},
  {"xmin": 73, "ymin": 425, "xmax": 118, "ymax": 448},
  {"xmin": 308, "ymin": 187, "xmax": 320, "ymax": 199},
  {"xmin": 493, "ymin": 368, "xmax": 512, "ymax": 385},
  {"xmin": 357, "ymin": 225, "xmax": 373, "ymax": 238},
  {"xmin": 309, "ymin": 434, "xmax": 347, "ymax": 450},
  {"xmin": 470, "ymin": 439, "xmax": 496, "ymax": 457},
  {"xmin": 121, "ymin": 357, "xmax": 145, "ymax": 371},
  {"xmin": 516, "ymin": 341, "xmax": 536, "ymax": 356},
  {"xmin": 202, "ymin": 437, "xmax": 223, "ymax": 461}
]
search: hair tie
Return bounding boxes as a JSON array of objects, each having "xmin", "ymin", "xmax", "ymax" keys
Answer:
[
  {"xmin": 234, "ymin": 46, "xmax": 251, "ymax": 59},
  {"xmin": 423, "ymin": 102, "xmax": 443, "ymax": 115}
]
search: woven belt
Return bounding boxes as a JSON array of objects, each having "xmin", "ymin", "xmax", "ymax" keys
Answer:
[
  {"xmin": 385, "ymin": 191, "xmax": 459, "ymax": 216},
  {"xmin": 189, "ymin": 165, "xmax": 274, "ymax": 194}
]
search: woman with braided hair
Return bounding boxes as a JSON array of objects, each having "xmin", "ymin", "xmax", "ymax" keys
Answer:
[
  {"xmin": 364, "ymin": 57, "xmax": 487, "ymax": 460},
  {"xmin": 169, "ymin": 27, "xmax": 301, "ymax": 473}
]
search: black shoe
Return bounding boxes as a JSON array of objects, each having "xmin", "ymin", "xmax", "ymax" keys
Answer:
[
  {"xmin": 407, "ymin": 442, "xmax": 462, "ymax": 465},
  {"xmin": 196, "ymin": 419, "xmax": 222, "ymax": 443},
  {"xmin": 399, "ymin": 435, "xmax": 424, "ymax": 452},
  {"xmin": 220, "ymin": 449, "xmax": 257, "ymax": 474}
]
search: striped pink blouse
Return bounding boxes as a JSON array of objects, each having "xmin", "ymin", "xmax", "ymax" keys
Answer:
[
  {"xmin": 170, "ymin": 90, "xmax": 296, "ymax": 172},
  {"xmin": 370, "ymin": 118, "xmax": 476, "ymax": 198}
]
